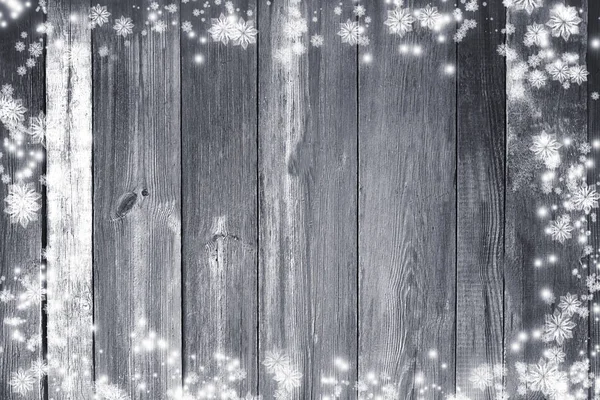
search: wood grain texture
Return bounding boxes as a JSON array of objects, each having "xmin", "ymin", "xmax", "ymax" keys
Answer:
[
  {"xmin": 504, "ymin": 1, "xmax": 588, "ymax": 395},
  {"xmin": 46, "ymin": 0, "xmax": 94, "ymax": 398},
  {"xmin": 0, "ymin": 8, "xmax": 45, "ymax": 400},
  {"xmin": 258, "ymin": 1, "xmax": 358, "ymax": 398},
  {"xmin": 358, "ymin": 1, "xmax": 456, "ymax": 398},
  {"xmin": 180, "ymin": 0, "xmax": 259, "ymax": 395},
  {"xmin": 92, "ymin": 1, "xmax": 182, "ymax": 399},
  {"xmin": 456, "ymin": 4, "xmax": 506, "ymax": 400},
  {"xmin": 589, "ymin": 0, "xmax": 600, "ymax": 386}
]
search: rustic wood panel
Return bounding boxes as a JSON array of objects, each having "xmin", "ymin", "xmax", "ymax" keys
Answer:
[
  {"xmin": 589, "ymin": 0, "xmax": 600, "ymax": 386},
  {"xmin": 180, "ymin": 0, "xmax": 259, "ymax": 395},
  {"xmin": 0, "ymin": 8, "xmax": 45, "ymax": 400},
  {"xmin": 504, "ymin": 0, "xmax": 588, "ymax": 395},
  {"xmin": 258, "ymin": 1, "xmax": 358, "ymax": 398},
  {"xmin": 456, "ymin": 3, "xmax": 506, "ymax": 400},
  {"xmin": 46, "ymin": 0, "xmax": 94, "ymax": 398},
  {"xmin": 358, "ymin": 1, "xmax": 456, "ymax": 398},
  {"xmin": 92, "ymin": 1, "xmax": 182, "ymax": 399}
]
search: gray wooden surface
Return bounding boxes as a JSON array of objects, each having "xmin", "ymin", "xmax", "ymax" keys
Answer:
[
  {"xmin": 0, "ymin": 5, "xmax": 45, "ymax": 400},
  {"xmin": 456, "ymin": 3, "xmax": 505, "ymax": 400},
  {"xmin": 258, "ymin": 1, "xmax": 358, "ymax": 398},
  {"xmin": 0, "ymin": 1, "xmax": 597, "ymax": 399},
  {"xmin": 92, "ymin": 0, "xmax": 183, "ymax": 398},
  {"xmin": 181, "ymin": 0, "xmax": 259, "ymax": 395},
  {"xmin": 358, "ymin": 1, "xmax": 456, "ymax": 397},
  {"xmin": 46, "ymin": 0, "xmax": 94, "ymax": 397}
]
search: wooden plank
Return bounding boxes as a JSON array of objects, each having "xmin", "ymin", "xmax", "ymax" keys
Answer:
[
  {"xmin": 180, "ymin": 0, "xmax": 259, "ymax": 396},
  {"xmin": 589, "ymin": 0, "xmax": 600, "ymax": 391},
  {"xmin": 0, "ymin": 6, "xmax": 45, "ymax": 400},
  {"xmin": 258, "ymin": 1, "xmax": 358, "ymax": 398},
  {"xmin": 45, "ymin": 0, "xmax": 94, "ymax": 398},
  {"xmin": 358, "ymin": 1, "xmax": 456, "ymax": 398},
  {"xmin": 504, "ymin": 0, "xmax": 588, "ymax": 396},
  {"xmin": 92, "ymin": 0, "xmax": 182, "ymax": 398},
  {"xmin": 455, "ymin": 3, "xmax": 506, "ymax": 400}
]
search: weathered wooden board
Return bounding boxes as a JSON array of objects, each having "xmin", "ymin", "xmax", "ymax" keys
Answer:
[
  {"xmin": 456, "ymin": 3, "xmax": 506, "ymax": 400},
  {"xmin": 258, "ymin": 1, "xmax": 358, "ymax": 398},
  {"xmin": 0, "ymin": 7, "xmax": 45, "ymax": 400},
  {"xmin": 358, "ymin": 1, "xmax": 456, "ymax": 398},
  {"xmin": 45, "ymin": 0, "xmax": 95, "ymax": 398},
  {"xmin": 504, "ymin": 0, "xmax": 588, "ymax": 395},
  {"xmin": 92, "ymin": 1, "xmax": 182, "ymax": 399},
  {"xmin": 589, "ymin": 0, "xmax": 600, "ymax": 387},
  {"xmin": 180, "ymin": 0, "xmax": 259, "ymax": 396}
]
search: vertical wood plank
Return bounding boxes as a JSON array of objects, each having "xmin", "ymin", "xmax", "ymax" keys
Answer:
[
  {"xmin": 0, "ymin": 7, "xmax": 45, "ymax": 400},
  {"xmin": 92, "ymin": 1, "xmax": 182, "ymax": 399},
  {"xmin": 504, "ymin": 0, "xmax": 588, "ymax": 395},
  {"xmin": 588, "ymin": 0, "xmax": 600, "ymax": 390},
  {"xmin": 46, "ymin": 0, "xmax": 94, "ymax": 398},
  {"xmin": 358, "ymin": 1, "xmax": 456, "ymax": 398},
  {"xmin": 180, "ymin": 0, "xmax": 259, "ymax": 396},
  {"xmin": 258, "ymin": 1, "xmax": 358, "ymax": 398},
  {"xmin": 456, "ymin": 3, "xmax": 506, "ymax": 400}
]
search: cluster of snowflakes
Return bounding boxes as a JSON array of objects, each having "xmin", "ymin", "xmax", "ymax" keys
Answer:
[
  {"xmin": 0, "ymin": 84, "xmax": 44, "ymax": 228},
  {"xmin": 499, "ymin": 2, "xmax": 590, "ymax": 97}
]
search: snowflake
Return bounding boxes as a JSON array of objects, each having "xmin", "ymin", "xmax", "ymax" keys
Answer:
[
  {"xmin": 546, "ymin": 4, "xmax": 582, "ymax": 41},
  {"xmin": 544, "ymin": 347, "xmax": 566, "ymax": 364},
  {"xmin": 208, "ymin": 14, "xmax": 236, "ymax": 44},
  {"xmin": 233, "ymin": 19, "xmax": 258, "ymax": 49},
  {"xmin": 546, "ymin": 61, "xmax": 570, "ymax": 82},
  {"xmin": 558, "ymin": 293, "xmax": 582, "ymax": 316},
  {"xmin": 29, "ymin": 42, "xmax": 43, "ymax": 58},
  {"xmin": 524, "ymin": 23, "xmax": 548, "ymax": 47},
  {"xmin": 153, "ymin": 20, "xmax": 168, "ymax": 33},
  {"xmin": 530, "ymin": 132, "xmax": 561, "ymax": 162},
  {"xmin": 417, "ymin": 5, "xmax": 441, "ymax": 30},
  {"xmin": 113, "ymin": 16, "xmax": 134, "ymax": 37},
  {"xmin": 528, "ymin": 70, "xmax": 547, "ymax": 88},
  {"xmin": 89, "ymin": 4, "xmax": 111, "ymax": 27},
  {"xmin": 263, "ymin": 350, "xmax": 291, "ymax": 374},
  {"xmin": 571, "ymin": 184, "xmax": 600, "ymax": 214},
  {"xmin": 26, "ymin": 58, "xmax": 36, "ymax": 68},
  {"xmin": 469, "ymin": 364, "xmax": 493, "ymax": 390},
  {"xmin": 4, "ymin": 183, "xmax": 42, "ymax": 228},
  {"xmin": 333, "ymin": 6, "xmax": 342, "ymax": 15},
  {"xmin": 353, "ymin": 5, "xmax": 366, "ymax": 17},
  {"xmin": 165, "ymin": 3, "xmax": 178, "ymax": 13},
  {"xmin": 310, "ymin": 34, "xmax": 324, "ymax": 47},
  {"xmin": 542, "ymin": 310, "xmax": 576, "ymax": 345},
  {"xmin": 96, "ymin": 382, "xmax": 129, "ymax": 400},
  {"xmin": 547, "ymin": 217, "xmax": 573, "ymax": 243},
  {"xmin": 283, "ymin": 17, "xmax": 307, "ymax": 39},
  {"xmin": 273, "ymin": 365, "xmax": 302, "ymax": 392},
  {"xmin": 0, "ymin": 288, "xmax": 14, "ymax": 302},
  {"xmin": 384, "ymin": 7, "xmax": 414, "ymax": 37},
  {"xmin": 568, "ymin": 65, "xmax": 588, "ymax": 85},
  {"xmin": 526, "ymin": 359, "xmax": 559, "ymax": 395},
  {"xmin": 9, "ymin": 369, "xmax": 36, "ymax": 395},
  {"xmin": 181, "ymin": 21, "xmax": 193, "ymax": 33},
  {"xmin": 0, "ymin": 94, "xmax": 27, "ymax": 126},
  {"xmin": 28, "ymin": 111, "xmax": 45, "ymax": 144},
  {"xmin": 592, "ymin": 92, "xmax": 600, "ymax": 100},
  {"xmin": 15, "ymin": 41, "xmax": 25, "ymax": 52},
  {"xmin": 30, "ymin": 360, "xmax": 49, "ymax": 378},
  {"xmin": 512, "ymin": 0, "xmax": 543, "ymax": 14},
  {"xmin": 338, "ymin": 20, "xmax": 360, "ymax": 45},
  {"xmin": 98, "ymin": 45, "xmax": 110, "ymax": 57}
]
